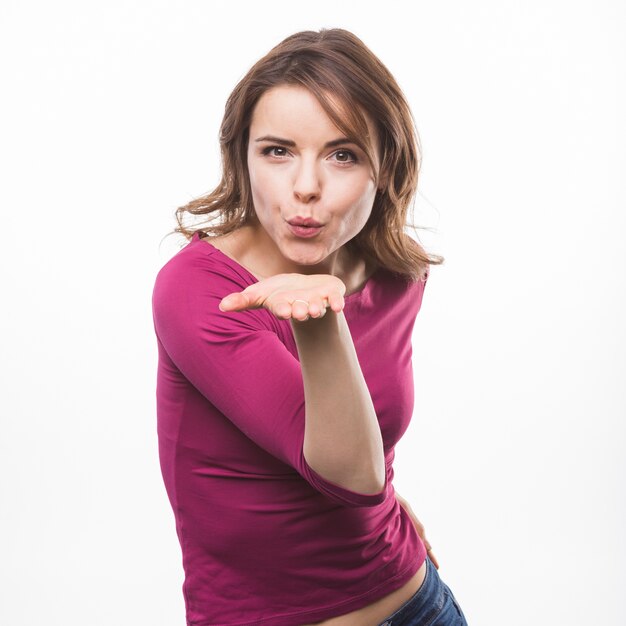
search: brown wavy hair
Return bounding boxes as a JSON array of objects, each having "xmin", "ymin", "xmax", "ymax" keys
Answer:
[{"xmin": 170, "ymin": 28, "xmax": 443, "ymax": 281}]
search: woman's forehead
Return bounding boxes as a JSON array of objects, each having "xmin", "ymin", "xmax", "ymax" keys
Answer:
[
  {"xmin": 250, "ymin": 85, "xmax": 341, "ymax": 135},
  {"xmin": 249, "ymin": 85, "xmax": 379, "ymax": 153}
]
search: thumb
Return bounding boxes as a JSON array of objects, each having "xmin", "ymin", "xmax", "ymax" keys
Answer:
[{"xmin": 219, "ymin": 292, "xmax": 252, "ymax": 312}]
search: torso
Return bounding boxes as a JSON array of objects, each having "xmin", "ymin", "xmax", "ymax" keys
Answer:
[{"xmin": 200, "ymin": 227, "xmax": 421, "ymax": 625}]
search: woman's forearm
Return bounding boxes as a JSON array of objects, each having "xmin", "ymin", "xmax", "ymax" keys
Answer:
[{"xmin": 290, "ymin": 310, "xmax": 386, "ymax": 495}]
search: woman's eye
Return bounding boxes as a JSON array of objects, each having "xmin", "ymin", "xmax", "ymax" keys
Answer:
[
  {"xmin": 333, "ymin": 150, "xmax": 358, "ymax": 164},
  {"xmin": 261, "ymin": 146, "xmax": 288, "ymax": 158}
]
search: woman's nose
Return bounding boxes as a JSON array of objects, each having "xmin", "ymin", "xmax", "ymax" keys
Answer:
[{"xmin": 293, "ymin": 159, "xmax": 321, "ymax": 203}]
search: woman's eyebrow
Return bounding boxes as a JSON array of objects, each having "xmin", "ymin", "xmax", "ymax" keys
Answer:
[{"xmin": 254, "ymin": 135, "xmax": 356, "ymax": 148}]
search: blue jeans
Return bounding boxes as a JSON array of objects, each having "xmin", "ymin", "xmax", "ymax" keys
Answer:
[{"xmin": 377, "ymin": 556, "xmax": 469, "ymax": 625}]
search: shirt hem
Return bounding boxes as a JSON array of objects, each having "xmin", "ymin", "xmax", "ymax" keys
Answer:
[{"xmin": 188, "ymin": 543, "xmax": 427, "ymax": 626}]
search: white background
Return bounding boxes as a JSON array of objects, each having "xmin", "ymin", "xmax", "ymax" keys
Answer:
[{"xmin": 1, "ymin": 1, "xmax": 624, "ymax": 624}]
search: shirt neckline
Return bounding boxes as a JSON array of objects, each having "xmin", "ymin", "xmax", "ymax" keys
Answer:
[{"xmin": 191, "ymin": 231, "xmax": 381, "ymax": 302}]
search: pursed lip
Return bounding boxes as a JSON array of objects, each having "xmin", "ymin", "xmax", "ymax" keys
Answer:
[
  {"xmin": 286, "ymin": 217, "xmax": 323, "ymax": 227},
  {"xmin": 287, "ymin": 222, "xmax": 322, "ymax": 238}
]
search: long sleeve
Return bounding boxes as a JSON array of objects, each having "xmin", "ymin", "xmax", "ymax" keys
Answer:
[{"xmin": 152, "ymin": 253, "xmax": 387, "ymax": 507}]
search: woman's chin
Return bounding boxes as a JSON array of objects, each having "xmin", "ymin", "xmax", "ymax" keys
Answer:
[{"xmin": 277, "ymin": 240, "xmax": 325, "ymax": 264}]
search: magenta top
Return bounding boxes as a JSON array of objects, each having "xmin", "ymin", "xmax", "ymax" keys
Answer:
[{"xmin": 152, "ymin": 231, "xmax": 429, "ymax": 626}]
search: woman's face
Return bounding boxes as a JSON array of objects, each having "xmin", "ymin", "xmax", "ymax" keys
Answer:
[{"xmin": 246, "ymin": 84, "xmax": 380, "ymax": 274}]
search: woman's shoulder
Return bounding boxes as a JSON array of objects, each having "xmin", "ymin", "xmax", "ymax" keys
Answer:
[
  {"xmin": 368, "ymin": 250, "xmax": 429, "ymax": 315},
  {"xmin": 153, "ymin": 230, "xmax": 257, "ymax": 297},
  {"xmin": 152, "ymin": 231, "xmax": 272, "ymax": 334}
]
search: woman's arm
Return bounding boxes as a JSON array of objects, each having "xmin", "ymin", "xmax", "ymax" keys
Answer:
[
  {"xmin": 291, "ymin": 309, "xmax": 386, "ymax": 496},
  {"xmin": 153, "ymin": 258, "xmax": 387, "ymax": 507}
]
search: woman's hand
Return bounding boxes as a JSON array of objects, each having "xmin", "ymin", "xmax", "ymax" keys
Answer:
[
  {"xmin": 396, "ymin": 491, "xmax": 440, "ymax": 570},
  {"xmin": 218, "ymin": 273, "xmax": 347, "ymax": 322}
]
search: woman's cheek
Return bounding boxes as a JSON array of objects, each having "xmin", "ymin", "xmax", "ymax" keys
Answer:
[{"xmin": 261, "ymin": 167, "xmax": 289, "ymax": 198}]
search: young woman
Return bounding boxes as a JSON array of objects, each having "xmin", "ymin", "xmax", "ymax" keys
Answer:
[{"xmin": 152, "ymin": 28, "xmax": 468, "ymax": 626}]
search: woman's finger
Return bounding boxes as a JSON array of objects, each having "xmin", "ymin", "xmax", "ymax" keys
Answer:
[
  {"xmin": 219, "ymin": 292, "xmax": 251, "ymax": 312},
  {"xmin": 327, "ymin": 291, "xmax": 345, "ymax": 313},
  {"xmin": 427, "ymin": 549, "xmax": 440, "ymax": 570},
  {"xmin": 397, "ymin": 495, "xmax": 440, "ymax": 570},
  {"xmin": 310, "ymin": 297, "xmax": 329, "ymax": 318},
  {"xmin": 413, "ymin": 518, "xmax": 439, "ymax": 568},
  {"xmin": 291, "ymin": 299, "xmax": 311, "ymax": 322}
]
